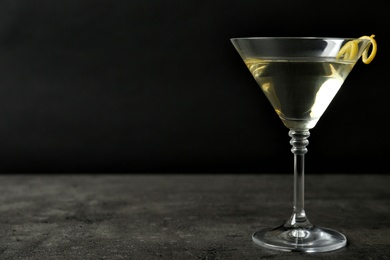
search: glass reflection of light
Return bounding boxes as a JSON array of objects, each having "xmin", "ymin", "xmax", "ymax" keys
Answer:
[{"xmin": 310, "ymin": 78, "xmax": 343, "ymax": 118}]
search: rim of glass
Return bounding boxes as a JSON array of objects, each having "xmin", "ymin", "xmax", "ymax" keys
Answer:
[{"xmin": 230, "ymin": 36, "xmax": 369, "ymax": 41}]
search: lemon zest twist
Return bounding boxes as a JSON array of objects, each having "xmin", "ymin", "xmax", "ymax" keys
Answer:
[
  {"xmin": 336, "ymin": 35, "xmax": 377, "ymax": 64},
  {"xmin": 359, "ymin": 35, "xmax": 377, "ymax": 64}
]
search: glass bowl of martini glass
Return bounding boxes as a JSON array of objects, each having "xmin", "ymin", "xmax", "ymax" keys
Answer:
[{"xmin": 231, "ymin": 36, "xmax": 377, "ymax": 253}]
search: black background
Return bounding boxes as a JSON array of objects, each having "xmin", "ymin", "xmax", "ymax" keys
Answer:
[{"xmin": 0, "ymin": 0, "xmax": 388, "ymax": 173}]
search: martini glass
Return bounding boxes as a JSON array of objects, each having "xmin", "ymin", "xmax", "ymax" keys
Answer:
[{"xmin": 231, "ymin": 37, "xmax": 373, "ymax": 252}]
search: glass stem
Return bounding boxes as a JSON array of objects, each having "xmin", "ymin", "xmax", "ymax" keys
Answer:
[{"xmin": 285, "ymin": 129, "xmax": 312, "ymax": 228}]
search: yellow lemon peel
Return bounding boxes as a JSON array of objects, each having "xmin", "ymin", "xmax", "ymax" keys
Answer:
[
  {"xmin": 336, "ymin": 35, "xmax": 377, "ymax": 64},
  {"xmin": 359, "ymin": 35, "xmax": 377, "ymax": 64},
  {"xmin": 336, "ymin": 40, "xmax": 358, "ymax": 60}
]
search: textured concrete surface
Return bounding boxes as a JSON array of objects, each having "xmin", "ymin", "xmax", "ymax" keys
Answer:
[{"xmin": 0, "ymin": 173, "xmax": 389, "ymax": 259}]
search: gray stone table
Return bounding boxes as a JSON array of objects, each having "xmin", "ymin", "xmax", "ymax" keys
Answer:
[{"xmin": 0, "ymin": 174, "xmax": 389, "ymax": 259}]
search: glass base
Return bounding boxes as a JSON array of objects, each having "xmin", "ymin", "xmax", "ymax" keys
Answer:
[{"xmin": 252, "ymin": 224, "xmax": 347, "ymax": 253}]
